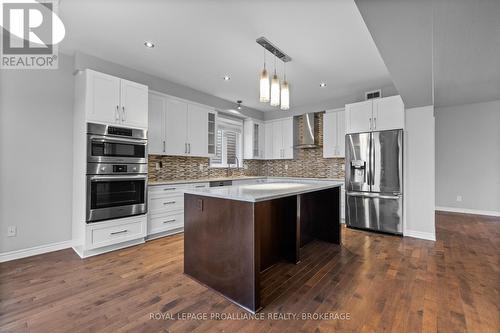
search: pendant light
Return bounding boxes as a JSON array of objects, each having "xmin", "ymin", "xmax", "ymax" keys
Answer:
[
  {"xmin": 270, "ymin": 55, "xmax": 280, "ymax": 107},
  {"xmin": 280, "ymin": 62, "xmax": 290, "ymax": 110},
  {"xmin": 259, "ymin": 50, "xmax": 270, "ymax": 102}
]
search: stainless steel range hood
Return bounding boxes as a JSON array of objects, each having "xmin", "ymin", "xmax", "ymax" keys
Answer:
[{"xmin": 294, "ymin": 113, "xmax": 320, "ymax": 149}]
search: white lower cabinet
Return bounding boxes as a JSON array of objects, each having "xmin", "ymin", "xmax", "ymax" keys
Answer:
[
  {"xmin": 147, "ymin": 182, "xmax": 209, "ymax": 238},
  {"xmin": 85, "ymin": 215, "xmax": 147, "ymax": 251},
  {"xmin": 148, "ymin": 212, "xmax": 184, "ymax": 235}
]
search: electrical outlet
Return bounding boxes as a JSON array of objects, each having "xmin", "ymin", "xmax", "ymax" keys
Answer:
[
  {"xmin": 285, "ymin": 164, "xmax": 288, "ymax": 170},
  {"xmin": 244, "ymin": 164, "xmax": 248, "ymax": 170},
  {"xmin": 341, "ymin": 164, "xmax": 345, "ymax": 171},
  {"xmin": 7, "ymin": 226, "xmax": 17, "ymax": 237},
  {"xmin": 199, "ymin": 164, "xmax": 204, "ymax": 171},
  {"xmin": 155, "ymin": 162, "xmax": 161, "ymax": 171},
  {"xmin": 456, "ymin": 195, "xmax": 463, "ymax": 202}
]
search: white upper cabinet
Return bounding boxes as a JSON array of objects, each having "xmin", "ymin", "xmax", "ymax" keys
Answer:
[
  {"xmin": 264, "ymin": 122, "xmax": 274, "ymax": 159},
  {"xmin": 120, "ymin": 79, "xmax": 148, "ymax": 128},
  {"xmin": 165, "ymin": 97, "xmax": 188, "ymax": 156},
  {"xmin": 148, "ymin": 93, "xmax": 166, "ymax": 155},
  {"xmin": 281, "ymin": 118, "xmax": 294, "ymax": 159},
  {"xmin": 265, "ymin": 117, "xmax": 294, "ymax": 160},
  {"xmin": 272, "ymin": 120, "xmax": 283, "ymax": 159},
  {"xmin": 85, "ymin": 70, "xmax": 121, "ymax": 124},
  {"xmin": 148, "ymin": 91, "xmax": 215, "ymax": 157},
  {"xmin": 345, "ymin": 95, "xmax": 404, "ymax": 134},
  {"xmin": 323, "ymin": 109, "xmax": 345, "ymax": 158},
  {"xmin": 186, "ymin": 104, "xmax": 209, "ymax": 156},
  {"xmin": 84, "ymin": 69, "xmax": 148, "ymax": 129},
  {"xmin": 345, "ymin": 100, "xmax": 373, "ymax": 133},
  {"xmin": 372, "ymin": 95, "xmax": 404, "ymax": 131},
  {"xmin": 243, "ymin": 119, "xmax": 265, "ymax": 159}
]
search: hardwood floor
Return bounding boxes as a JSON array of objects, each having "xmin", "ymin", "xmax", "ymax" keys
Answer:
[{"xmin": 1, "ymin": 212, "xmax": 498, "ymax": 333}]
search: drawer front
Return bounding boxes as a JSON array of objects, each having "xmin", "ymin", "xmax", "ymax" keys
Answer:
[
  {"xmin": 149, "ymin": 195, "xmax": 184, "ymax": 214},
  {"xmin": 148, "ymin": 212, "xmax": 184, "ymax": 235},
  {"xmin": 149, "ymin": 183, "xmax": 209, "ymax": 198},
  {"xmin": 88, "ymin": 218, "xmax": 146, "ymax": 249}
]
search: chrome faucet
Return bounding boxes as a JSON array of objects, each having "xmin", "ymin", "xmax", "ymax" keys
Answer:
[{"xmin": 226, "ymin": 156, "xmax": 239, "ymax": 177}]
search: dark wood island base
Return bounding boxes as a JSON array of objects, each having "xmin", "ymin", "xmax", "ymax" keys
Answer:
[{"xmin": 184, "ymin": 186, "xmax": 341, "ymax": 313}]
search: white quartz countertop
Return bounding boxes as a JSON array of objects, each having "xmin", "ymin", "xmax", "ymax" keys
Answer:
[
  {"xmin": 148, "ymin": 176, "xmax": 265, "ymax": 186},
  {"xmin": 183, "ymin": 180, "xmax": 343, "ymax": 202},
  {"xmin": 148, "ymin": 176, "xmax": 344, "ymax": 186}
]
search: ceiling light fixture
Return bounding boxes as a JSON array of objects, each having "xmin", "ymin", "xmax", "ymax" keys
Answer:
[
  {"xmin": 223, "ymin": 75, "xmax": 231, "ymax": 81},
  {"xmin": 280, "ymin": 62, "xmax": 290, "ymax": 110},
  {"xmin": 320, "ymin": 82, "xmax": 327, "ymax": 88},
  {"xmin": 236, "ymin": 100, "xmax": 243, "ymax": 110},
  {"xmin": 256, "ymin": 37, "xmax": 291, "ymax": 110},
  {"xmin": 259, "ymin": 50, "xmax": 270, "ymax": 102},
  {"xmin": 144, "ymin": 41, "xmax": 155, "ymax": 48}
]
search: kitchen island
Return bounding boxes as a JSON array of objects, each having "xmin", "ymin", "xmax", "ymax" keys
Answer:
[{"xmin": 183, "ymin": 180, "xmax": 342, "ymax": 313}]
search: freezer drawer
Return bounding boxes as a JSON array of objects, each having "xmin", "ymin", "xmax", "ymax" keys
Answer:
[{"xmin": 346, "ymin": 193, "xmax": 402, "ymax": 235}]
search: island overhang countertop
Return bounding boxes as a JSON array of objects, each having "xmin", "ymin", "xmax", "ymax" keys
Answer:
[{"xmin": 183, "ymin": 180, "xmax": 343, "ymax": 202}]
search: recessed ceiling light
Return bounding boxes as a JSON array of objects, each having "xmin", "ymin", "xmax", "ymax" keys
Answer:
[
  {"xmin": 223, "ymin": 75, "xmax": 231, "ymax": 81},
  {"xmin": 144, "ymin": 41, "xmax": 155, "ymax": 48},
  {"xmin": 320, "ymin": 82, "xmax": 327, "ymax": 88}
]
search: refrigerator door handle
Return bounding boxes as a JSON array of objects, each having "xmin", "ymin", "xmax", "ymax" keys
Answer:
[
  {"xmin": 347, "ymin": 192, "xmax": 401, "ymax": 200},
  {"xmin": 371, "ymin": 136, "xmax": 375, "ymax": 185}
]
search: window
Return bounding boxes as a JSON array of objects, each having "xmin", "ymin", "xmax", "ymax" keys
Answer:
[{"xmin": 210, "ymin": 116, "xmax": 243, "ymax": 168}]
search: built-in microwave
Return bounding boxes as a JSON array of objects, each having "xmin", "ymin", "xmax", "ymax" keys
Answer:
[{"xmin": 87, "ymin": 123, "xmax": 147, "ymax": 164}]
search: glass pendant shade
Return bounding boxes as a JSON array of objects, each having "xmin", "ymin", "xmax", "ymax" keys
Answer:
[
  {"xmin": 259, "ymin": 68, "xmax": 270, "ymax": 102},
  {"xmin": 280, "ymin": 80, "xmax": 289, "ymax": 110},
  {"xmin": 270, "ymin": 73, "xmax": 280, "ymax": 107}
]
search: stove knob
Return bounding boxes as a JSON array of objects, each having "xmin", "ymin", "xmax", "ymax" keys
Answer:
[
  {"xmin": 132, "ymin": 167, "xmax": 137, "ymax": 171},
  {"xmin": 100, "ymin": 167, "xmax": 106, "ymax": 172}
]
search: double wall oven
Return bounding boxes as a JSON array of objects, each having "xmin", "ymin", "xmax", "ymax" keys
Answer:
[{"xmin": 86, "ymin": 123, "xmax": 148, "ymax": 223}]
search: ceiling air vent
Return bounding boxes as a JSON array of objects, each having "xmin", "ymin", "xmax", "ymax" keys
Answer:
[{"xmin": 365, "ymin": 89, "xmax": 382, "ymax": 100}]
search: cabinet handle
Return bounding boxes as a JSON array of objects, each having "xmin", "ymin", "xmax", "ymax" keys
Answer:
[
  {"xmin": 122, "ymin": 106, "xmax": 126, "ymax": 122},
  {"xmin": 195, "ymin": 185, "xmax": 205, "ymax": 188},
  {"xmin": 163, "ymin": 141, "xmax": 166, "ymax": 153},
  {"xmin": 163, "ymin": 219, "xmax": 176, "ymax": 224},
  {"xmin": 115, "ymin": 105, "xmax": 120, "ymax": 121},
  {"xmin": 163, "ymin": 188, "xmax": 176, "ymax": 191},
  {"xmin": 369, "ymin": 117, "xmax": 372, "ymax": 130},
  {"xmin": 163, "ymin": 201, "xmax": 176, "ymax": 205},
  {"xmin": 188, "ymin": 143, "xmax": 191, "ymax": 154},
  {"xmin": 184, "ymin": 143, "xmax": 187, "ymax": 154},
  {"xmin": 110, "ymin": 229, "xmax": 128, "ymax": 235},
  {"xmin": 373, "ymin": 117, "xmax": 376, "ymax": 129}
]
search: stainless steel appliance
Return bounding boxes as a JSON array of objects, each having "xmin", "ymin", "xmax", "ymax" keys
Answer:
[
  {"xmin": 345, "ymin": 129, "xmax": 403, "ymax": 235},
  {"xmin": 87, "ymin": 123, "xmax": 147, "ymax": 164},
  {"xmin": 86, "ymin": 123, "xmax": 148, "ymax": 223}
]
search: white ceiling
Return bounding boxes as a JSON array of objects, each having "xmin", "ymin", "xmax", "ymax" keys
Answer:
[{"xmin": 59, "ymin": 0, "xmax": 393, "ymax": 112}]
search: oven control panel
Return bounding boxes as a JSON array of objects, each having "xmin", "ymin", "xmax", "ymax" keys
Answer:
[{"xmin": 87, "ymin": 163, "xmax": 147, "ymax": 175}]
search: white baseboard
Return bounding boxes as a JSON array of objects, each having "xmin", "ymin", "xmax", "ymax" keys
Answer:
[
  {"xmin": 404, "ymin": 230, "xmax": 436, "ymax": 241},
  {"xmin": 435, "ymin": 206, "xmax": 500, "ymax": 217},
  {"xmin": 0, "ymin": 240, "xmax": 73, "ymax": 263}
]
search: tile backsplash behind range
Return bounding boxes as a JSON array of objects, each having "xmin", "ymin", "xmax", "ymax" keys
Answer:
[
  {"xmin": 148, "ymin": 112, "xmax": 345, "ymax": 182},
  {"xmin": 263, "ymin": 112, "xmax": 344, "ymax": 179},
  {"xmin": 148, "ymin": 156, "xmax": 262, "ymax": 182}
]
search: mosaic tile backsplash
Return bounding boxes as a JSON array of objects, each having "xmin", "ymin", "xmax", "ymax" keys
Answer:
[{"xmin": 148, "ymin": 113, "xmax": 345, "ymax": 182}]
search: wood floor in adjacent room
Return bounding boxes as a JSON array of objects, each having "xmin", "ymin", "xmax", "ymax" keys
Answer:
[{"xmin": 1, "ymin": 212, "xmax": 498, "ymax": 333}]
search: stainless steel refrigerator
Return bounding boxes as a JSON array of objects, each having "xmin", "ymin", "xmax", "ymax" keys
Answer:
[{"xmin": 345, "ymin": 129, "xmax": 403, "ymax": 235}]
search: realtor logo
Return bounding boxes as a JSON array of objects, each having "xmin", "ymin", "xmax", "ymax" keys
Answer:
[{"xmin": 1, "ymin": 0, "xmax": 65, "ymax": 69}]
